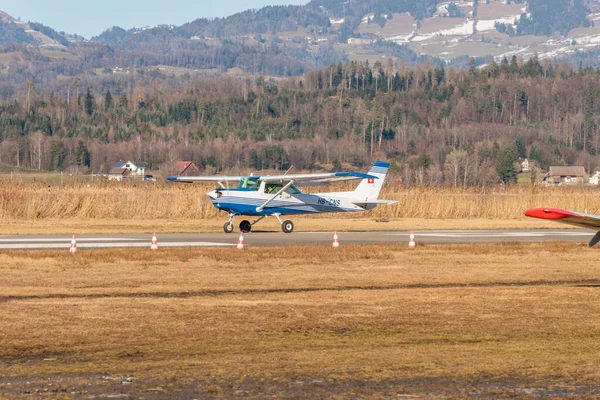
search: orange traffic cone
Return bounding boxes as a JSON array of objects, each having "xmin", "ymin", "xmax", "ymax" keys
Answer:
[
  {"xmin": 332, "ymin": 231, "xmax": 340, "ymax": 248},
  {"xmin": 70, "ymin": 235, "xmax": 77, "ymax": 253},
  {"xmin": 237, "ymin": 232, "xmax": 245, "ymax": 249},
  {"xmin": 409, "ymin": 231, "xmax": 416, "ymax": 248},
  {"xmin": 151, "ymin": 232, "xmax": 158, "ymax": 250}
]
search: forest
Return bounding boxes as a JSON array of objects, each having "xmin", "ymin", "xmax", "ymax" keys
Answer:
[{"xmin": 3, "ymin": 54, "xmax": 600, "ymax": 186}]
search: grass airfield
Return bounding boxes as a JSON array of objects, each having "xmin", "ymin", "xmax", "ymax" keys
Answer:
[{"xmin": 1, "ymin": 242, "xmax": 600, "ymax": 398}]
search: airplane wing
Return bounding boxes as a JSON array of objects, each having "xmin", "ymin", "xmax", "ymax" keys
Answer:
[
  {"xmin": 166, "ymin": 176, "xmax": 243, "ymax": 183},
  {"xmin": 259, "ymin": 172, "xmax": 377, "ymax": 185},
  {"xmin": 525, "ymin": 207, "xmax": 600, "ymax": 247},
  {"xmin": 167, "ymin": 172, "xmax": 375, "ymax": 185}
]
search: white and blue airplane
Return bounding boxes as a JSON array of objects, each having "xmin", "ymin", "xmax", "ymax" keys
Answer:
[{"xmin": 167, "ymin": 161, "xmax": 397, "ymax": 233}]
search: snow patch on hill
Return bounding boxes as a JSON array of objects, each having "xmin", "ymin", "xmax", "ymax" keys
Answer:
[
  {"xmin": 413, "ymin": 20, "xmax": 474, "ymax": 41},
  {"xmin": 387, "ymin": 32, "xmax": 416, "ymax": 43},
  {"xmin": 477, "ymin": 14, "xmax": 521, "ymax": 31}
]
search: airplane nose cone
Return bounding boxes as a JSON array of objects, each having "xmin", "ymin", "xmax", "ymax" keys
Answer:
[{"xmin": 207, "ymin": 190, "xmax": 220, "ymax": 200}]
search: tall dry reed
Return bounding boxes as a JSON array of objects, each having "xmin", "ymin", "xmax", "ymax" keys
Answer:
[{"xmin": 0, "ymin": 181, "xmax": 598, "ymax": 221}]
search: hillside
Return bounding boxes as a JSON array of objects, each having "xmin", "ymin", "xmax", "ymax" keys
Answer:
[
  {"xmin": 0, "ymin": 11, "xmax": 68, "ymax": 48},
  {"xmin": 1, "ymin": 0, "xmax": 600, "ymax": 80}
]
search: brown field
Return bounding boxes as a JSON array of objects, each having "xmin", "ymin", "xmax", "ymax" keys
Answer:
[
  {"xmin": 419, "ymin": 17, "xmax": 466, "ymax": 34},
  {"xmin": 1, "ymin": 243, "xmax": 600, "ymax": 397},
  {"xmin": 476, "ymin": 0, "xmax": 526, "ymax": 20},
  {"xmin": 0, "ymin": 51, "xmax": 23, "ymax": 66},
  {"xmin": 0, "ymin": 181, "xmax": 594, "ymax": 220},
  {"xmin": 411, "ymin": 41, "xmax": 499, "ymax": 59},
  {"xmin": 378, "ymin": 13, "xmax": 415, "ymax": 36}
]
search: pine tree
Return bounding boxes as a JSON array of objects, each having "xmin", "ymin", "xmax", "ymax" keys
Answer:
[
  {"xmin": 515, "ymin": 136, "xmax": 527, "ymax": 158},
  {"xmin": 84, "ymin": 88, "xmax": 94, "ymax": 116},
  {"xmin": 496, "ymin": 147, "xmax": 518, "ymax": 184},
  {"xmin": 75, "ymin": 140, "xmax": 90, "ymax": 167},
  {"xmin": 104, "ymin": 90, "xmax": 113, "ymax": 111}
]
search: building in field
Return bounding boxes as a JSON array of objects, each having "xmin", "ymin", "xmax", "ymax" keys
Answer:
[
  {"xmin": 546, "ymin": 166, "xmax": 587, "ymax": 185},
  {"xmin": 589, "ymin": 170, "xmax": 600, "ymax": 185},
  {"xmin": 172, "ymin": 161, "xmax": 200, "ymax": 176},
  {"xmin": 112, "ymin": 160, "xmax": 146, "ymax": 177},
  {"xmin": 108, "ymin": 167, "xmax": 131, "ymax": 181}
]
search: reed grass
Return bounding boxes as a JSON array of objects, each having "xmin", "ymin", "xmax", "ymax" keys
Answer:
[{"xmin": 0, "ymin": 181, "xmax": 598, "ymax": 221}]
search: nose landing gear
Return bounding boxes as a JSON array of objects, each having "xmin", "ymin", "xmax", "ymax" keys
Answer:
[
  {"xmin": 223, "ymin": 213, "xmax": 236, "ymax": 233},
  {"xmin": 223, "ymin": 222, "xmax": 234, "ymax": 233}
]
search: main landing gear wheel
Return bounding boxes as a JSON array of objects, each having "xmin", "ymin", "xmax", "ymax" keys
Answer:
[
  {"xmin": 239, "ymin": 220, "xmax": 252, "ymax": 233},
  {"xmin": 223, "ymin": 222, "xmax": 234, "ymax": 234},
  {"xmin": 282, "ymin": 220, "xmax": 294, "ymax": 233}
]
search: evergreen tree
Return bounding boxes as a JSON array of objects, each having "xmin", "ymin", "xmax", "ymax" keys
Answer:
[
  {"xmin": 84, "ymin": 87, "xmax": 94, "ymax": 116},
  {"xmin": 104, "ymin": 90, "xmax": 113, "ymax": 111},
  {"xmin": 496, "ymin": 146, "xmax": 518, "ymax": 184},
  {"xmin": 515, "ymin": 136, "xmax": 527, "ymax": 158},
  {"xmin": 75, "ymin": 140, "xmax": 90, "ymax": 167},
  {"xmin": 50, "ymin": 142, "xmax": 66, "ymax": 170}
]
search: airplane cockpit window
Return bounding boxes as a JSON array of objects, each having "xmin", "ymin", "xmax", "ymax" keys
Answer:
[
  {"xmin": 264, "ymin": 183, "xmax": 302, "ymax": 195},
  {"xmin": 237, "ymin": 177, "xmax": 260, "ymax": 191},
  {"xmin": 265, "ymin": 183, "xmax": 282, "ymax": 194}
]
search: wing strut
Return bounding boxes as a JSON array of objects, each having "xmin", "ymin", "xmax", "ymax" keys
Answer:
[
  {"xmin": 589, "ymin": 232, "xmax": 600, "ymax": 248},
  {"xmin": 256, "ymin": 180, "xmax": 294, "ymax": 213}
]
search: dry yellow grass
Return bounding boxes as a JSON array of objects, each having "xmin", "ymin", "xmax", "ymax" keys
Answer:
[
  {"xmin": 0, "ymin": 181, "xmax": 595, "ymax": 234},
  {"xmin": 1, "ymin": 243, "xmax": 600, "ymax": 397},
  {"xmin": 0, "ymin": 181, "xmax": 598, "ymax": 222}
]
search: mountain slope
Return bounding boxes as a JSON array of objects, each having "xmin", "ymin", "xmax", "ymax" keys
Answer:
[
  {"xmin": 0, "ymin": 11, "xmax": 68, "ymax": 47},
  {"xmin": 92, "ymin": 0, "xmax": 600, "ymax": 67},
  {"xmin": 2, "ymin": 0, "xmax": 600, "ymax": 79}
]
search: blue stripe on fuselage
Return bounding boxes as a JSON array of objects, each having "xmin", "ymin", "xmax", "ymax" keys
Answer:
[{"xmin": 212, "ymin": 195, "xmax": 356, "ymax": 216}]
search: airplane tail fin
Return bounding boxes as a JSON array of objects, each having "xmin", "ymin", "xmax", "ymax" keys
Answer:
[{"xmin": 354, "ymin": 160, "xmax": 390, "ymax": 201}]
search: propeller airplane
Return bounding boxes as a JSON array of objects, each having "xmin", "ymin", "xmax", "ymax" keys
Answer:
[{"xmin": 167, "ymin": 161, "xmax": 397, "ymax": 233}]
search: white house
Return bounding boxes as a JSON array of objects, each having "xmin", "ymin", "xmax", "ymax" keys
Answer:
[
  {"xmin": 112, "ymin": 161, "xmax": 146, "ymax": 177},
  {"xmin": 589, "ymin": 170, "xmax": 600, "ymax": 185},
  {"xmin": 520, "ymin": 158, "xmax": 530, "ymax": 172}
]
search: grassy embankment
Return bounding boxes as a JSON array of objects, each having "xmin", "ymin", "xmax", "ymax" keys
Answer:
[
  {"xmin": 1, "ymin": 243, "xmax": 600, "ymax": 397},
  {"xmin": 0, "ymin": 181, "xmax": 598, "ymax": 233}
]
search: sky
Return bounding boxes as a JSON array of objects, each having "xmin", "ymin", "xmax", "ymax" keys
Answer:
[{"xmin": 1, "ymin": 0, "xmax": 308, "ymax": 38}]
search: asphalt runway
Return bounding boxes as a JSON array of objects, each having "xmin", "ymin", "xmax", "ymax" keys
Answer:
[{"xmin": 0, "ymin": 229, "xmax": 596, "ymax": 250}]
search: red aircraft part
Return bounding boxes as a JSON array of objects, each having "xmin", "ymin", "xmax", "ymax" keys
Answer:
[{"xmin": 524, "ymin": 208, "xmax": 582, "ymax": 220}]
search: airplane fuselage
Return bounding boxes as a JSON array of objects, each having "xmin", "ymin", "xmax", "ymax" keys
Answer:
[{"xmin": 209, "ymin": 188, "xmax": 373, "ymax": 216}]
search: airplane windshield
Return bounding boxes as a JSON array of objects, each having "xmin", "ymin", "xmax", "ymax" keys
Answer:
[
  {"xmin": 264, "ymin": 183, "xmax": 302, "ymax": 195},
  {"xmin": 237, "ymin": 177, "xmax": 260, "ymax": 191}
]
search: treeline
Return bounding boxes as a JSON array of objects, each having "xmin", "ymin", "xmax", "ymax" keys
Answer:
[
  {"xmin": 0, "ymin": 21, "xmax": 34, "ymax": 45},
  {"xmin": 4, "ymin": 56, "xmax": 600, "ymax": 186},
  {"xmin": 0, "ymin": 38, "xmax": 350, "ymax": 87},
  {"xmin": 308, "ymin": 0, "xmax": 439, "ymax": 21}
]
